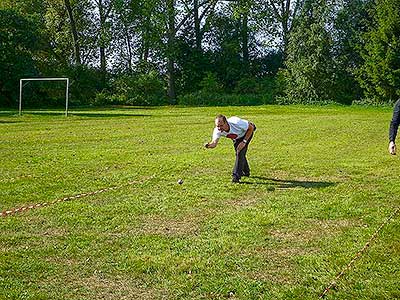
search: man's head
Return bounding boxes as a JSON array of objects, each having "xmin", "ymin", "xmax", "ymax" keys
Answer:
[{"xmin": 215, "ymin": 114, "xmax": 229, "ymax": 132}]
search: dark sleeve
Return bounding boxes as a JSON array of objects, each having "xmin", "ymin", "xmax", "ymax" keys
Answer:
[{"xmin": 389, "ymin": 99, "xmax": 400, "ymax": 142}]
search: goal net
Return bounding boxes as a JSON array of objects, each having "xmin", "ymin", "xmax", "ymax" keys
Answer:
[{"xmin": 19, "ymin": 78, "xmax": 70, "ymax": 116}]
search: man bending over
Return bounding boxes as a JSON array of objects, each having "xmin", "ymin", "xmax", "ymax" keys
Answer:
[{"xmin": 205, "ymin": 114, "xmax": 256, "ymax": 183}]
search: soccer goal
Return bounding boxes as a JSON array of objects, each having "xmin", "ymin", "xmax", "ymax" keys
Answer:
[{"xmin": 19, "ymin": 78, "xmax": 70, "ymax": 116}]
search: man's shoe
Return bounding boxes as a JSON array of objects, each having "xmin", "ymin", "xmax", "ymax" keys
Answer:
[
  {"xmin": 232, "ymin": 175, "xmax": 240, "ymax": 183},
  {"xmin": 242, "ymin": 172, "xmax": 250, "ymax": 177}
]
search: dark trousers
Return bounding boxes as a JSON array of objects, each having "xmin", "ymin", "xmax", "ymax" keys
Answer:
[{"xmin": 232, "ymin": 124, "xmax": 256, "ymax": 179}]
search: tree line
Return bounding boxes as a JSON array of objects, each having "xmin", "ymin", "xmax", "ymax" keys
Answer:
[{"xmin": 0, "ymin": 0, "xmax": 399, "ymax": 108}]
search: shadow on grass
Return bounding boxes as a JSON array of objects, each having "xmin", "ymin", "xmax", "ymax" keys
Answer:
[
  {"xmin": 0, "ymin": 111, "xmax": 17, "ymax": 115},
  {"xmin": 240, "ymin": 176, "xmax": 335, "ymax": 189},
  {"xmin": 70, "ymin": 112, "xmax": 150, "ymax": 118},
  {"xmin": 18, "ymin": 111, "xmax": 151, "ymax": 118},
  {"xmin": 0, "ymin": 120, "xmax": 21, "ymax": 124}
]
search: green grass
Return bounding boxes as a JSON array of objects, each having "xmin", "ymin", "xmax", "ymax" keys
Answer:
[{"xmin": 0, "ymin": 105, "xmax": 399, "ymax": 300}]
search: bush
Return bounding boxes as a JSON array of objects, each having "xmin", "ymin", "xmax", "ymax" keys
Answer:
[
  {"xmin": 233, "ymin": 78, "xmax": 259, "ymax": 94},
  {"xmin": 92, "ymin": 92, "xmax": 125, "ymax": 106},
  {"xmin": 89, "ymin": 72, "xmax": 168, "ymax": 106},
  {"xmin": 177, "ymin": 73, "xmax": 281, "ymax": 106},
  {"xmin": 66, "ymin": 65, "xmax": 104, "ymax": 106},
  {"xmin": 177, "ymin": 90, "xmax": 274, "ymax": 106},
  {"xmin": 111, "ymin": 72, "xmax": 168, "ymax": 106},
  {"xmin": 199, "ymin": 72, "xmax": 223, "ymax": 93}
]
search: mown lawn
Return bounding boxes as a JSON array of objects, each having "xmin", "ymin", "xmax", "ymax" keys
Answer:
[{"xmin": 0, "ymin": 105, "xmax": 399, "ymax": 300}]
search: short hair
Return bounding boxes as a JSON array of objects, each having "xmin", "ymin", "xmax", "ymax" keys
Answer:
[{"xmin": 215, "ymin": 114, "xmax": 227, "ymax": 122}]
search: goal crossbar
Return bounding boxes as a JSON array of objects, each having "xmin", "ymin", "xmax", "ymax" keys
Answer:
[{"xmin": 19, "ymin": 78, "xmax": 70, "ymax": 116}]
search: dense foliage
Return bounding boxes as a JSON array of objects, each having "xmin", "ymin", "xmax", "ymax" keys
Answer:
[
  {"xmin": 283, "ymin": 0, "xmax": 337, "ymax": 104},
  {"xmin": 0, "ymin": 0, "xmax": 399, "ymax": 107},
  {"xmin": 356, "ymin": 0, "xmax": 400, "ymax": 104},
  {"xmin": 0, "ymin": 9, "xmax": 42, "ymax": 106}
]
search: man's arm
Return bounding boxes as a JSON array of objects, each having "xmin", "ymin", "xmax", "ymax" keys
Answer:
[
  {"xmin": 236, "ymin": 123, "xmax": 255, "ymax": 153},
  {"xmin": 242, "ymin": 123, "xmax": 255, "ymax": 142},
  {"xmin": 389, "ymin": 99, "xmax": 400, "ymax": 154},
  {"xmin": 205, "ymin": 139, "xmax": 219, "ymax": 149}
]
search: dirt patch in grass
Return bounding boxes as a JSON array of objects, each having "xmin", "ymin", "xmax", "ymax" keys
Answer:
[
  {"xmin": 138, "ymin": 214, "xmax": 204, "ymax": 236},
  {"xmin": 243, "ymin": 240, "xmax": 323, "ymax": 285},
  {"xmin": 40, "ymin": 227, "xmax": 69, "ymax": 237},
  {"xmin": 0, "ymin": 226, "xmax": 67, "ymax": 252},
  {"xmin": 264, "ymin": 245, "xmax": 318, "ymax": 257},
  {"xmin": 270, "ymin": 228, "xmax": 315, "ymax": 244},
  {"xmin": 42, "ymin": 256, "xmax": 166, "ymax": 299},
  {"xmin": 244, "ymin": 246, "xmax": 302, "ymax": 284},
  {"xmin": 247, "ymin": 267, "xmax": 297, "ymax": 285},
  {"xmin": 249, "ymin": 218, "xmax": 363, "ymax": 284},
  {"xmin": 45, "ymin": 257, "xmax": 79, "ymax": 267},
  {"xmin": 235, "ymin": 239, "xmax": 318, "ymax": 285},
  {"xmin": 269, "ymin": 218, "xmax": 363, "ymax": 243},
  {"xmin": 228, "ymin": 195, "xmax": 259, "ymax": 208},
  {"xmin": 78, "ymin": 275, "xmax": 168, "ymax": 300},
  {"xmin": 40, "ymin": 272, "xmax": 167, "ymax": 300},
  {"xmin": 310, "ymin": 218, "xmax": 363, "ymax": 229}
]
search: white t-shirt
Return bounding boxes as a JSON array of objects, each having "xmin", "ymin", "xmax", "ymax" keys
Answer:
[{"xmin": 212, "ymin": 116, "xmax": 249, "ymax": 141}]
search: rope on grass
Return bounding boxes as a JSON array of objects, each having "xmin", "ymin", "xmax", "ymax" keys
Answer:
[
  {"xmin": 319, "ymin": 206, "xmax": 400, "ymax": 299},
  {"xmin": 0, "ymin": 175, "xmax": 154, "ymax": 218}
]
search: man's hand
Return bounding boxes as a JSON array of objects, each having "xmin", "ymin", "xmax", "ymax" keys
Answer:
[
  {"xmin": 205, "ymin": 140, "xmax": 218, "ymax": 149},
  {"xmin": 389, "ymin": 141, "xmax": 396, "ymax": 155},
  {"xmin": 236, "ymin": 141, "xmax": 246, "ymax": 154}
]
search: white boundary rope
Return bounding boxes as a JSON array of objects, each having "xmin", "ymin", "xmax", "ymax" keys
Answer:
[
  {"xmin": 319, "ymin": 206, "xmax": 400, "ymax": 298},
  {"xmin": 0, "ymin": 176, "xmax": 154, "ymax": 218}
]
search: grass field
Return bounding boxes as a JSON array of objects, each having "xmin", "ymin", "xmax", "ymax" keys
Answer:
[{"xmin": 0, "ymin": 105, "xmax": 399, "ymax": 300}]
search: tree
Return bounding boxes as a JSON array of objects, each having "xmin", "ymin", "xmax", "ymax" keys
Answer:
[
  {"xmin": 283, "ymin": 0, "xmax": 337, "ymax": 104},
  {"xmin": 93, "ymin": 0, "xmax": 114, "ymax": 85},
  {"xmin": 357, "ymin": 0, "xmax": 400, "ymax": 103},
  {"xmin": 64, "ymin": 0, "xmax": 81, "ymax": 65},
  {"xmin": 255, "ymin": 0, "xmax": 305, "ymax": 54},
  {"xmin": 332, "ymin": 0, "xmax": 374, "ymax": 103},
  {"xmin": 231, "ymin": 0, "xmax": 252, "ymax": 73},
  {"xmin": 44, "ymin": 0, "xmax": 98, "ymax": 67},
  {"xmin": 166, "ymin": 0, "xmax": 177, "ymax": 101},
  {"xmin": 0, "ymin": 9, "xmax": 42, "ymax": 106}
]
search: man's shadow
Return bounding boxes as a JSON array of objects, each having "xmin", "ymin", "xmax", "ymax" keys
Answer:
[{"xmin": 240, "ymin": 176, "xmax": 335, "ymax": 189}]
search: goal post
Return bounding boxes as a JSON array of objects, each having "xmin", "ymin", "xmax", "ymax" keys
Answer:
[{"xmin": 19, "ymin": 78, "xmax": 70, "ymax": 116}]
